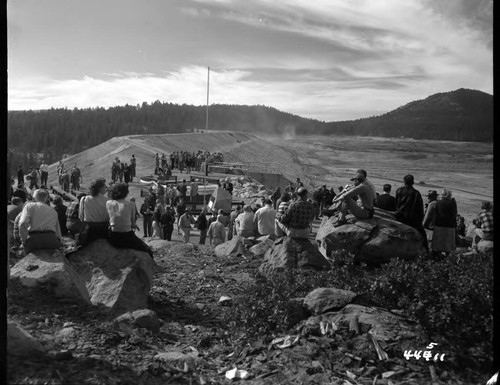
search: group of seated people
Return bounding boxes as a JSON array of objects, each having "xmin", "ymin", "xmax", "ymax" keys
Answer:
[{"xmin": 10, "ymin": 179, "xmax": 153, "ymax": 258}]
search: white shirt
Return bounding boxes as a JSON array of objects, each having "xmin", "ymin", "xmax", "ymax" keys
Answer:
[
  {"xmin": 79, "ymin": 195, "xmax": 110, "ymax": 222},
  {"xmin": 364, "ymin": 179, "xmax": 377, "ymax": 199},
  {"xmin": 254, "ymin": 205, "xmax": 277, "ymax": 235},
  {"xmin": 40, "ymin": 163, "xmax": 49, "ymax": 172},
  {"xmin": 19, "ymin": 201, "xmax": 61, "ymax": 242}
]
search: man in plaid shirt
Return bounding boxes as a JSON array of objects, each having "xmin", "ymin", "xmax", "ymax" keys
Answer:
[
  {"xmin": 472, "ymin": 201, "xmax": 493, "ymax": 249},
  {"xmin": 276, "ymin": 187, "xmax": 315, "ymax": 238}
]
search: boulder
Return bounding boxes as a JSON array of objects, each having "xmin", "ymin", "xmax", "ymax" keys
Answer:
[
  {"xmin": 318, "ymin": 304, "xmax": 427, "ymax": 343},
  {"xmin": 7, "ymin": 320, "xmax": 45, "ymax": 357},
  {"xmin": 10, "ymin": 250, "xmax": 90, "ymax": 303},
  {"xmin": 66, "ymin": 239, "xmax": 159, "ymax": 314},
  {"xmin": 154, "ymin": 350, "xmax": 202, "ymax": 372},
  {"xmin": 147, "ymin": 239, "xmax": 172, "ymax": 252},
  {"xmin": 248, "ymin": 237, "xmax": 275, "ymax": 257},
  {"xmin": 303, "ymin": 288, "xmax": 357, "ymax": 315},
  {"xmin": 258, "ymin": 237, "xmax": 330, "ymax": 276},
  {"xmin": 115, "ymin": 309, "xmax": 160, "ymax": 332},
  {"xmin": 215, "ymin": 235, "xmax": 246, "ymax": 257},
  {"xmin": 477, "ymin": 239, "xmax": 493, "ymax": 253},
  {"xmin": 316, "ymin": 214, "xmax": 426, "ymax": 265}
]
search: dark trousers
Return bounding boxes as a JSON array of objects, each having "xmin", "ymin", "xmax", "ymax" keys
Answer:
[
  {"xmin": 143, "ymin": 216, "xmax": 153, "ymax": 237},
  {"xmin": 108, "ymin": 231, "xmax": 153, "ymax": 258},
  {"xmin": 162, "ymin": 226, "xmax": 174, "ymax": 241},
  {"xmin": 86, "ymin": 222, "xmax": 109, "ymax": 244},
  {"xmin": 41, "ymin": 171, "xmax": 48, "ymax": 186},
  {"xmin": 199, "ymin": 229, "xmax": 207, "ymax": 244}
]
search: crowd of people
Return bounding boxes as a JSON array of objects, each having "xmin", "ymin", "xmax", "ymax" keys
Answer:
[
  {"xmin": 153, "ymin": 151, "xmax": 224, "ymax": 176},
  {"xmin": 8, "ymin": 157, "xmax": 493, "ymax": 261}
]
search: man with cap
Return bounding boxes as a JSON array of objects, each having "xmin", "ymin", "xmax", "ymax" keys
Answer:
[
  {"xmin": 331, "ymin": 172, "xmax": 375, "ymax": 227},
  {"xmin": 276, "ymin": 187, "xmax": 315, "ymax": 238}
]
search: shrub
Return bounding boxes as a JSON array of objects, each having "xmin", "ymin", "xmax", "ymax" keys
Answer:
[{"xmin": 223, "ymin": 250, "xmax": 493, "ymax": 367}]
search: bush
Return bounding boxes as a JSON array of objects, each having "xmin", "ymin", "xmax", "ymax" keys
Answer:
[{"xmin": 224, "ymin": 250, "xmax": 493, "ymax": 367}]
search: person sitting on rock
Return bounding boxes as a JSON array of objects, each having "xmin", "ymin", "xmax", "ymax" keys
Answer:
[
  {"xmin": 331, "ymin": 172, "xmax": 375, "ymax": 227},
  {"xmin": 78, "ymin": 178, "xmax": 110, "ymax": 245},
  {"xmin": 356, "ymin": 169, "xmax": 377, "ymax": 201},
  {"xmin": 208, "ymin": 213, "xmax": 226, "ymax": 246},
  {"xmin": 235, "ymin": 205, "xmax": 256, "ymax": 238},
  {"xmin": 276, "ymin": 187, "xmax": 315, "ymax": 238},
  {"xmin": 18, "ymin": 189, "xmax": 62, "ymax": 255},
  {"xmin": 472, "ymin": 201, "xmax": 493, "ymax": 251},
  {"xmin": 375, "ymin": 184, "xmax": 396, "ymax": 211},
  {"xmin": 106, "ymin": 183, "xmax": 154, "ymax": 258},
  {"xmin": 254, "ymin": 198, "xmax": 277, "ymax": 236}
]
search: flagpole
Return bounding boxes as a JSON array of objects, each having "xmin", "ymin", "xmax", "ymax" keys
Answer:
[{"xmin": 206, "ymin": 66, "xmax": 210, "ymax": 132}]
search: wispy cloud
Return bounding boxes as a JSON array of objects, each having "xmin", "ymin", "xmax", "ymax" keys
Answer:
[{"xmin": 7, "ymin": 0, "xmax": 493, "ymax": 120}]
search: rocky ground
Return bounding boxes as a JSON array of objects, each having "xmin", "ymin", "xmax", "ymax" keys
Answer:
[{"xmin": 7, "ymin": 238, "xmax": 487, "ymax": 385}]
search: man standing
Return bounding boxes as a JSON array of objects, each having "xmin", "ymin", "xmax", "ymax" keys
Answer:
[
  {"xmin": 190, "ymin": 179, "xmax": 199, "ymax": 209},
  {"xmin": 71, "ymin": 164, "xmax": 82, "ymax": 190},
  {"xmin": 19, "ymin": 189, "xmax": 62, "ymax": 254},
  {"xmin": 208, "ymin": 214, "xmax": 226, "ymax": 246},
  {"xmin": 61, "ymin": 169, "xmax": 70, "ymax": 192},
  {"xmin": 17, "ymin": 165, "xmax": 24, "ymax": 186},
  {"xmin": 177, "ymin": 179, "xmax": 188, "ymax": 200},
  {"xmin": 28, "ymin": 167, "xmax": 39, "ymax": 190},
  {"xmin": 254, "ymin": 198, "xmax": 277, "ymax": 236},
  {"xmin": 472, "ymin": 201, "xmax": 493, "ymax": 250},
  {"xmin": 375, "ymin": 184, "xmax": 397, "ymax": 211},
  {"xmin": 195, "ymin": 206, "xmax": 209, "ymax": 244},
  {"xmin": 395, "ymin": 174, "xmax": 427, "ymax": 251},
  {"xmin": 179, "ymin": 209, "xmax": 195, "ymax": 243},
  {"xmin": 140, "ymin": 197, "xmax": 154, "ymax": 237},
  {"xmin": 130, "ymin": 155, "xmax": 136, "ymax": 181},
  {"xmin": 228, "ymin": 205, "xmax": 241, "ymax": 241},
  {"xmin": 40, "ymin": 160, "xmax": 49, "ymax": 187},
  {"xmin": 276, "ymin": 187, "xmax": 315, "ymax": 238},
  {"xmin": 331, "ymin": 172, "xmax": 375, "ymax": 227}
]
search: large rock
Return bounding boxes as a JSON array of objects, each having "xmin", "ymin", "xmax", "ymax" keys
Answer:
[
  {"xmin": 316, "ymin": 214, "xmax": 426, "ymax": 265},
  {"xmin": 258, "ymin": 237, "xmax": 330, "ymax": 276},
  {"xmin": 10, "ymin": 250, "xmax": 90, "ymax": 303},
  {"xmin": 115, "ymin": 309, "xmax": 160, "ymax": 332},
  {"xmin": 248, "ymin": 236, "xmax": 276, "ymax": 257},
  {"xmin": 7, "ymin": 320, "xmax": 45, "ymax": 357},
  {"xmin": 477, "ymin": 239, "xmax": 493, "ymax": 253},
  {"xmin": 318, "ymin": 304, "xmax": 427, "ymax": 343},
  {"xmin": 215, "ymin": 235, "xmax": 246, "ymax": 257},
  {"xmin": 303, "ymin": 288, "xmax": 357, "ymax": 315},
  {"xmin": 67, "ymin": 239, "xmax": 160, "ymax": 313}
]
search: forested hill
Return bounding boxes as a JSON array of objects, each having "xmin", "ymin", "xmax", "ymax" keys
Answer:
[
  {"xmin": 323, "ymin": 88, "xmax": 493, "ymax": 141},
  {"xmin": 8, "ymin": 88, "xmax": 492, "ymax": 167},
  {"xmin": 7, "ymin": 103, "xmax": 327, "ymax": 165}
]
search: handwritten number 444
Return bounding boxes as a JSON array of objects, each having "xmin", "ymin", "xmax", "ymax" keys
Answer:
[{"xmin": 404, "ymin": 350, "xmax": 445, "ymax": 361}]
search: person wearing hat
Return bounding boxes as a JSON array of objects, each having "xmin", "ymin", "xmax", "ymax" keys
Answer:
[
  {"xmin": 276, "ymin": 187, "xmax": 315, "ymax": 238},
  {"xmin": 331, "ymin": 172, "xmax": 375, "ymax": 227},
  {"xmin": 395, "ymin": 174, "xmax": 428, "ymax": 251},
  {"xmin": 374, "ymin": 184, "xmax": 396, "ymax": 212}
]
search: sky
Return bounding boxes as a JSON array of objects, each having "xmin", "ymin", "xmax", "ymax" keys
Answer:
[{"xmin": 7, "ymin": 0, "xmax": 493, "ymax": 121}]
